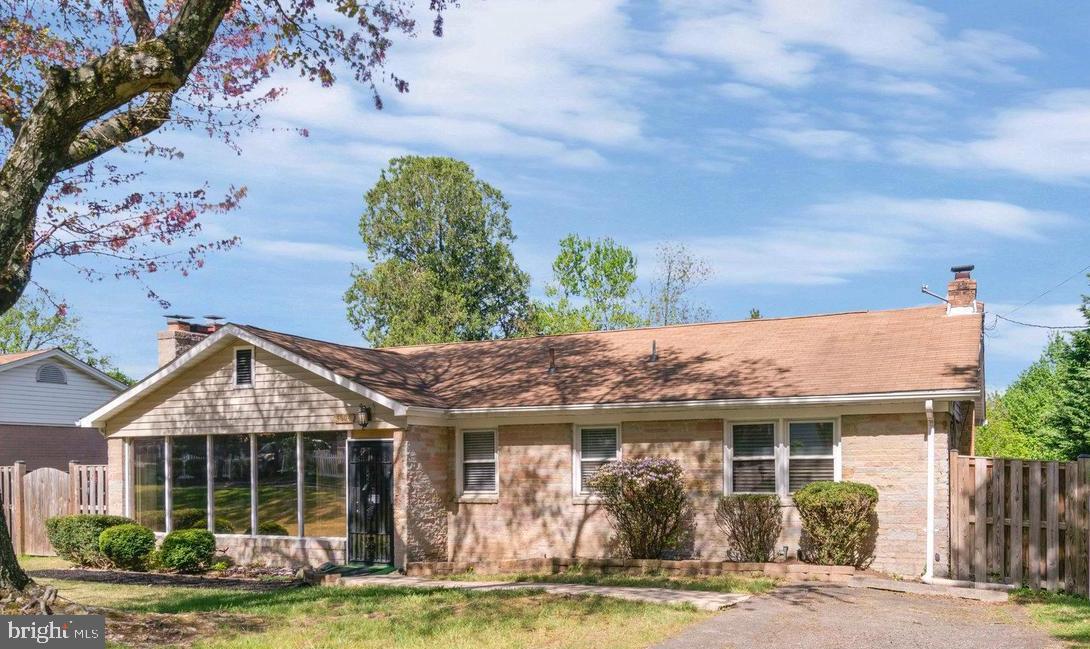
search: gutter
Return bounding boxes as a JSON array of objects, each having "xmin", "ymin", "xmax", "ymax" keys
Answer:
[{"xmin": 923, "ymin": 399, "xmax": 936, "ymax": 582}]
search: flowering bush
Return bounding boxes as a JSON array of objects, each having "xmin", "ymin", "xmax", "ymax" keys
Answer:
[
  {"xmin": 715, "ymin": 494, "xmax": 782, "ymax": 562},
  {"xmin": 794, "ymin": 481, "xmax": 878, "ymax": 568},
  {"xmin": 588, "ymin": 458, "xmax": 693, "ymax": 559}
]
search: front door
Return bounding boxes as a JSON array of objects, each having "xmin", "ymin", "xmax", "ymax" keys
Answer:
[{"xmin": 347, "ymin": 440, "xmax": 394, "ymax": 564}]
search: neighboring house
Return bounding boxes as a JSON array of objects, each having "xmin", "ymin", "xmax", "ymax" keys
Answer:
[
  {"xmin": 0, "ymin": 348, "xmax": 126, "ymax": 470},
  {"xmin": 81, "ymin": 268, "xmax": 984, "ymax": 578}
]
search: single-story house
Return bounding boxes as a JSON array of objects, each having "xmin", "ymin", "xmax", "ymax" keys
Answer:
[
  {"xmin": 80, "ymin": 267, "xmax": 984, "ymax": 578},
  {"xmin": 0, "ymin": 348, "xmax": 126, "ymax": 470}
]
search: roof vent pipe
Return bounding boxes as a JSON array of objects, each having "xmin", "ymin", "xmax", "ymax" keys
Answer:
[
  {"xmin": 649, "ymin": 340, "xmax": 658, "ymax": 362},
  {"xmin": 548, "ymin": 347, "xmax": 557, "ymax": 374}
]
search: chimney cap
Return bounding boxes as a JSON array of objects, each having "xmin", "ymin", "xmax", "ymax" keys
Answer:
[
  {"xmin": 203, "ymin": 314, "xmax": 225, "ymax": 321},
  {"xmin": 163, "ymin": 314, "xmax": 193, "ymax": 320},
  {"xmin": 950, "ymin": 264, "xmax": 975, "ymax": 274}
]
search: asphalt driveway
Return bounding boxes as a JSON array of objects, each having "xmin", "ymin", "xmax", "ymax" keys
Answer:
[{"xmin": 653, "ymin": 584, "xmax": 1059, "ymax": 649}]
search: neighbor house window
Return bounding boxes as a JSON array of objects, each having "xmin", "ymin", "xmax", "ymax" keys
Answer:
[
  {"xmin": 132, "ymin": 438, "xmax": 165, "ymax": 532},
  {"xmin": 460, "ymin": 430, "xmax": 497, "ymax": 493},
  {"xmin": 730, "ymin": 423, "xmax": 776, "ymax": 493},
  {"xmin": 213, "ymin": 435, "xmax": 251, "ymax": 534},
  {"xmin": 256, "ymin": 433, "xmax": 297, "ymax": 536},
  {"xmin": 303, "ymin": 432, "xmax": 347, "ymax": 537},
  {"xmin": 577, "ymin": 426, "xmax": 619, "ymax": 493},
  {"xmin": 234, "ymin": 348, "xmax": 253, "ymax": 386},
  {"xmin": 171, "ymin": 436, "xmax": 208, "ymax": 529},
  {"xmin": 788, "ymin": 421, "xmax": 836, "ymax": 492}
]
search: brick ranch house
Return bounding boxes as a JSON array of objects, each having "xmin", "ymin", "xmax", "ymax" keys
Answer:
[{"xmin": 81, "ymin": 268, "xmax": 984, "ymax": 579}]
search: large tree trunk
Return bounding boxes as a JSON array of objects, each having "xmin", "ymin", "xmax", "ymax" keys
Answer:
[{"xmin": 0, "ymin": 506, "xmax": 29, "ymax": 591}]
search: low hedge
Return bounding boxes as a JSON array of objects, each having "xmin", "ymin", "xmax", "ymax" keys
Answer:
[
  {"xmin": 99, "ymin": 523, "xmax": 156, "ymax": 570},
  {"xmin": 794, "ymin": 481, "xmax": 878, "ymax": 568},
  {"xmin": 159, "ymin": 529, "xmax": 216, "ymax": 572},
  {"xmin": 46, "ymin": 514, "xmax": 134, "ymax": 567},
  {"xmin": 715, "ymin": 494, "xmax": 782, "ymax": 562}
]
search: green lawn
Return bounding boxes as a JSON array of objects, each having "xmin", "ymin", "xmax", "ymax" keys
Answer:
[
  {"xmin": 442, "ymin": 568, "xmax": 778, "ymax": 595},
  {"xmin": 1012, "ymin": 589, "xmax": 1090, "ymax": 648},
  {"xmin": 25, "ymin": 561, "xmax": 710, "ymax": 649}
]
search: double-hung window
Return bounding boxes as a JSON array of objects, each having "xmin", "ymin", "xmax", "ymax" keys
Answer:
[
  {"xmin": 729, "ymin": 423, "xmax": 776, "ymax": 493},
  {"xmin": 577, "ymin": 426, "xmax": 619, "ymax": 493},
  {"xmin": 726, "ymin": 420, "xmax": 838, "ymax": 495},
  {"xmin": 461, "ymin": 430, "xmax": 497, "ymax": 493}
]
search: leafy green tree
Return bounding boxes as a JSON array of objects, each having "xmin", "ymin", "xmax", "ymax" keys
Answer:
[
  {"xmin": 0, "ymin": 295, "xmax": 132, "ymax": 384},
  {"xmin": 643, "ymin": 242, "xmax": 712, "ymax": 326},
  {"xmin": 749, "ymin": 308, "xmax": 762, "ymax": 320},
  {"xmin": 1050, "ymin": 278, "xmax": 1090, "ymax": 457},
  {"xmin": 345, "ymin": 156, "xmax": 531, "ymax": 347},
  {"xmin": 529, "ymin": 234, "xmax": 645, "ymax": 335},
  {"xmin": 975, "ymin": 337, "xmax": 1065, "ymax": 459}
]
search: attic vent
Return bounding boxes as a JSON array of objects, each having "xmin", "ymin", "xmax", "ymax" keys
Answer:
[
  {"xmin": 36, "ymin": 363, "xmax": 67, "ymax": 385},
  {"xmin": 235, "ymin": 348, "xmax": 253, "ymax": 385}
]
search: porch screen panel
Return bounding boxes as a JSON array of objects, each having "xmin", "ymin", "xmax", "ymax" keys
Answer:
[
  {"xmin": 256, "ymin": 433, "xmax": 297, "ymax": 536},
  {"xmin": 171, "ymin": 436, "xmax": 208, "ymax": 530},
  {"xmin": 213, "ymin": 435, "xmax": 251, "ymax": 534},
  {"xmin": 788, "ymin": 422, "xmax": 834, "ymax": 492},
  {"xmin": 732, "ymin": 423, "xmax": 775, "ymax": 493},
  {"xmin": 132, "ymin": 438, "xmax": 165, "ymax": 532},
  {"xmin": 580, "ymin": 427, "xmax": 618, "ymax": 492},
  {"xmin": 304, "ymin": 431, "xmax": 347, "ymax": 537},
  {"xmin": 462, "ymin": 431, "xmax": 496, "ymax": 492}
]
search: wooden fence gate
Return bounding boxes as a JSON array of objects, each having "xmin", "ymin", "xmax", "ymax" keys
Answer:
[
  {"xmin": 0, "ymin": 461, "xmax": 109, "ymax": 556},
  {"xmin": 950, "ymin": 452, "xmax": 1089, "ymax": 594}
]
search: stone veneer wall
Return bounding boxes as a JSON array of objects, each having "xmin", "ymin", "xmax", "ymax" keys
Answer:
[
  {"xmin": 399, "ymin": 425, "xmax": 453, "ymax": 563},
  {"xmin": 107, "ymin": 437, "xmax": 125, "ymax": 516}
]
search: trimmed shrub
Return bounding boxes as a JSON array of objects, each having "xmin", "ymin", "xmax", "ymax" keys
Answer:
[
  {"xmin": 159, "ymin": 529, "xmax": 216, "ymax": 572},
  {"xmin": 256, "ymin": 521, "xmax": 290, "ymax": 536},
  {"xmin": 46, "ymin": 515, "xmax": 134, "ymax": 567},
  {"xmin": 793, "ymin": 481, "xmax": 879, "ymax": 568},
  {"xmin": 715, "ymin": 494, "xmax": 782, "ymax": 562},
  {"xmin": 588, "ymin": 458, "xmax": 693, "ymax": 559},
  {"xmin": 99, "ymin": 523, "xmax": 156, "ymax": 570}
]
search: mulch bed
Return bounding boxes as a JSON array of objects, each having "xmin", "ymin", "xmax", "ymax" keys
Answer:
[{"xmin": 29, "ymin": 569, "xmax": 302, "ymax": 592}]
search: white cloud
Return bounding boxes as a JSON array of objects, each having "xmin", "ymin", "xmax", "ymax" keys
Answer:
[
  {"xmin": 753, "ymin": 127, "xmax": 876, "ymax": 160},
  {"xmin": 662, "ymin": 0, "xmax": 1037, "ymax": 88},
  {"xmin": 985, "ymin": 303, "xmax": 1085, "ymax": 364},
  {"xmin": 634, "ymin": 195, "xmax": 1068, "ymax": 286},
  {"xmin": 243, "ymin": 239, "xmax": 365, "ymax": 264},
  {"xmin": 893, "ymin": 89, "xmax": 1090, "ymax": 182},
  {"xmin": 716, "ymin": 82, "xmax": 773, "ymax": 101}
]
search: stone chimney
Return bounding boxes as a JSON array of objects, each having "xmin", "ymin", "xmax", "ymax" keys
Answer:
[
  {"xmin": 157, "ymin": 316, "xmax": 220, "ymax": 367},
  {"xmin": 946, "ymin": 265, "xmax": 978, "ymax": 313}
]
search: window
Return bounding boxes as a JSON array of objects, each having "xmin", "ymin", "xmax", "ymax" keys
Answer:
[
  {"xmin": 234, "ymin": 348, "xmax": 253, "ymax": 386},
  {"xmin": 213, "ymin": 435, "xmax": 251, "ymax": 533},
  {"xmin": 788, "ymin": 422, "xmax": 835, "ymax": 492},
  {"xmin": 132, "ymin": 438, "xmax": 165, "ymax": 532},
  {"xmin": 577, "ymin": 426, "xmax": 619, "ymax": 493},
  {"xmin": 35, "ymin": 363, "xmax": 67, "ymax": 384},
  {"xmin": 172, "ymin": 436, "xmax": 208, "ymax": 529},
  {"xmin": 303, "ymin": 432, "xmax": 347, "ymax": 537},
  {"xmin": 730, "ymin": 423, "xmax": 776, "ymax": 493},
  {"xmin": 461, "ymin": 430, "xmax": 497, "ymax": 493},
  {"xmin": 256, "ymin": 433, "xmax": 297, "ymax": 536}
]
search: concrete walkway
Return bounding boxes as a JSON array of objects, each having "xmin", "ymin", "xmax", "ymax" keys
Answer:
[
  {"xmin": 652, "ymin": 583, "xmax": 1059, "ymax": 649},
  {"xmin": 337, "ymin": 574, "xmax": 751, "ymax": 611}
]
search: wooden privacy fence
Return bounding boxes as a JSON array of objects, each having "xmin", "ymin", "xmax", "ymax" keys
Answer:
[
  {"xmin": 951, "ymin": 452, "xmax": 1089, "ymax": 594},
  {"xmin": 0, "ymin": 462, "xmax": 109, "ymax": 556}
]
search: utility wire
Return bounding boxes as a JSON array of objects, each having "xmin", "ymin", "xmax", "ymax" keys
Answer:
[
  {"xmin": 1003, "ymin": 262, "xmax": 1090, "ymax": 317},
  {"xmin": 989, "ymin": 312, "xmax": 1087, "ymax": 331}
]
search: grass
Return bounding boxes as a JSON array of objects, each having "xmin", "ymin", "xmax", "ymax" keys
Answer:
[
  {"xmin": 442, "ymin": 568, "xmax": 778, "ymax": 595},
  {"xmin": 27, "ymin": 567, "xmax": 709, "ymax": 649},
  {"xmin": 1012, "ymin": 589, "xmax": 1090, "ymax": 648}
]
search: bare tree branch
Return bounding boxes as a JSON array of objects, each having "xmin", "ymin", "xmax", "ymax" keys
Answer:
[
  {"xmin": 63, "ymin": 92, "xmax": 172, "ymax": 169},
  {"xmin": 123, "ymin": 0, "xmax": 155, "ymax": 41}
]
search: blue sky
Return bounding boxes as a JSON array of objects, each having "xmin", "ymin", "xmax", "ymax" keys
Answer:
[{"xmin": 34, "ymin": 0, "xmax": 1090, "ymax": 389}]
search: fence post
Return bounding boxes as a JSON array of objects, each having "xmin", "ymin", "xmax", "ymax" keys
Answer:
[
  {"xmin": 11, "ymin": 461, "xmax": 24, "ymax": 556},
  {"xmin": 68, "ymin": 462, "xmax": 79, "ymax": 515},
  {"xmin": 949, "ymin": 450, "xmax": 959, "ymax": 577}
]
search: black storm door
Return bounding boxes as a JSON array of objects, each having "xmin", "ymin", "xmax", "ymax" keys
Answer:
[{"xmin": 347, "ymin": 440, "xmax": 394, "ymax": 564}]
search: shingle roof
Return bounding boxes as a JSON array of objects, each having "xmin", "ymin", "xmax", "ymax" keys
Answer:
[{"xmin": 238, "ymin": 304, "xmax": 983, "ymax": 410}]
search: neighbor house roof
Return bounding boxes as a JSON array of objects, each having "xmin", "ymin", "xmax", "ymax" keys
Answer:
[
  {"xmin": 236, "ymin": 304, "xmax": 983, "ymax": 412},
  {"xmin": 0, "ymin": 347, "xmax": 126, "ymax": 390},
  {"xmin": 0, "ymin": 350, "xmax": 48, "ymax": 367}
]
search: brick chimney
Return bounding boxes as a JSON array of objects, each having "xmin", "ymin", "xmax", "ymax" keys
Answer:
[
  {"xmin": 157, "ymin": 317, "xmax": 221, "ymax": 367},
  {"xmin": 946, "ymin": 265, "xmax": 978, "ymax": 313}
]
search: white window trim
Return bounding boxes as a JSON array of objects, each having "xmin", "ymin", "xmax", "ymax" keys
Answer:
[
  {"xmin": 456, "ymin": 428, "xmax": 499, "ymax": 498},
  {"xmin": 572, "ymin": 424, "xmax": 621, "ymax": 498},
  {"xmin": 233, "ymin": 345, "xmax": 255, "ymax": 388},
  {"xmin": 723, "ymin": 417, "xmax": 841, "ymax": 497},
  {"xmin": 723, "ymin": 420, "xmax": 778, "ymax": 496}
]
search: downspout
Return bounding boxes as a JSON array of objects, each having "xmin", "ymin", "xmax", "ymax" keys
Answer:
[{"xmin": 924, "ymin": 399, "xmax": 936, "ymax": 582}]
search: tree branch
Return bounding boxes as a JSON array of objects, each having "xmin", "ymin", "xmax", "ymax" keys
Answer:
[
  {"xmin": 63, "ymin": 92, "xmax": 173, "ymax": 169},
  {"xmin": 123, "ymin": 0, "xmax": 155, "ymax": 41}
]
